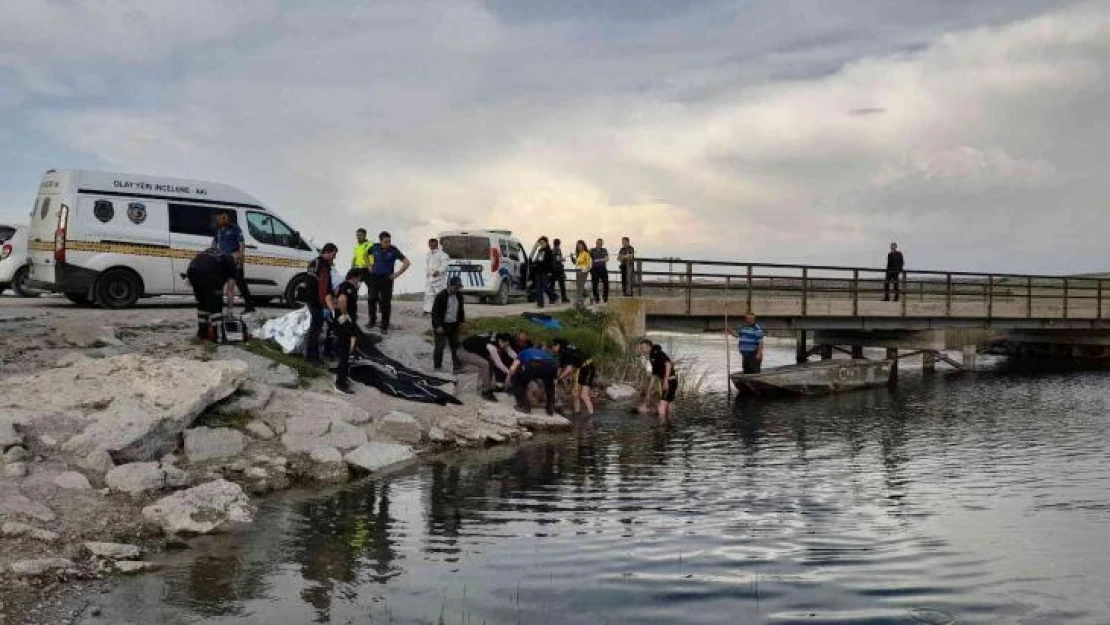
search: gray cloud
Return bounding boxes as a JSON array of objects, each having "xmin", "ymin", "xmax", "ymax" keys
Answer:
[{"xmin": 1, "ymin": 0, "xmax": 1106, "ymax": 291}]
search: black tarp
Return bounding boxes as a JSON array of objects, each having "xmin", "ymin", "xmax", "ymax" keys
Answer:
[{"xmin": 339, "ymin": 331, "xmax": 462, "ymax": 405}]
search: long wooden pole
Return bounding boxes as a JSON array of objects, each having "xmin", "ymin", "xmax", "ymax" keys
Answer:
[{"xmin": 725, "ymin": 275, "xmax": 732, "ymax": 400}]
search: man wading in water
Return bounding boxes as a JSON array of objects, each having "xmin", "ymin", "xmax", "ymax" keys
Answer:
[{"xmin": 637, "ymin": 340, "xmax": 677, "ymax": 424}]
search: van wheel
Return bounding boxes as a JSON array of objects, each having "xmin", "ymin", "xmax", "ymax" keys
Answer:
[
  {"xmin": 95, "ymin": 269, "xmax": 142, "ymax": 309},
  {"xmin": 11, "ymin": 266, "xmax": 38, "ymax": 298},
  {"xmin": 283, "ymin": 275, "xmax": 312, "ymax": 308},
  {"xmin": 496, "ymin": 280, "xmax": 511, "ymax": 306},
  {"xmin": 65, "ymin": 292, "xmax": 93, "ymax": 306}
]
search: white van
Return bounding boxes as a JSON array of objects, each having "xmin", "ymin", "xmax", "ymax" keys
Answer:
[
  {"xmin": 439, "ymin": 230, "xmax": 531, "ymax": 305},
  {"xmin": 26, "ymin": 169, "xmax": 317, "ymax": 308}
]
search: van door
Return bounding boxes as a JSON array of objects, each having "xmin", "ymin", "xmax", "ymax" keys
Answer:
[
  {"xmin": 168, "ymin": 203, "xmax": 227, "ymax": 293},
  {"xmin": 74, "ymin": 196, "xmax": 172, "ymax": 293},
  {"xmin": 244, "ymin": 211, "xmax": 308, "ymax": 297}
]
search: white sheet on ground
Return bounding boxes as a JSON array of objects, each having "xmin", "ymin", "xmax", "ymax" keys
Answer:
[{"xmin": 260, "ymin": 307, "xmax": 311, "ymax": 354}]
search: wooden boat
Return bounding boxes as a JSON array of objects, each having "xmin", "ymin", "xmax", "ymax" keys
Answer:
[{"xmin": 730, "ymin": 359, "xmax": 893, "ymax": 396}]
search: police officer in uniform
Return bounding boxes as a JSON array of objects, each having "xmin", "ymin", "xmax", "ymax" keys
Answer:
[
  {"xmin": 329, "ymin": 269, "xmax": 361, "ymax": 394},
  {"xmin": 186, "ymin": 248, "xmax": 238, "ymax": 341}
]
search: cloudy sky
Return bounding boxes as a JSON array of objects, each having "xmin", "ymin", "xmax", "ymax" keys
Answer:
[{"xmin": 1, "ymin": 0, "xmax": 1106, "ymax": 292}]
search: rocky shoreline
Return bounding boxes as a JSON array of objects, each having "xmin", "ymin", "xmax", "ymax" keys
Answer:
[{"xmin": 0, "ymin": 299, "xmax": 636, "ymax": 625}]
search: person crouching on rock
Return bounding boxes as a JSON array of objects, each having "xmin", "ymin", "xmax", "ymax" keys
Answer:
[
  {"xmin": 508, "ymin": 345, "xmax": 559, "ymax": 415},
  {"xmin": 552, "ymin": 338, "xmax": 595, "ymax": 416},
  {"xmin": 431, "ymin": 276, "xmax": 465, "ymax": 372},
  {"xmin": 459, "ymin": 332, "xmax": 514, "ymax": 402},
  {"xmin": 328, "ymin": 269, "xmax": 361, "ymax": 395},
  {"xmin": 186, "ymin": 248, "xmax": 238, "ymax": 342},
  {"xmin": 637, "ymin": 340, "xmax": 677, "ymax": 424}
]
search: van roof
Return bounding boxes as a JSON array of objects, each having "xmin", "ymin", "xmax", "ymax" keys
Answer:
[
  {"xmin": 439, "ymin": 230, "xmax": 514, "ymax": 238},
  {"xmin": 43, "ymin": 169, "xmax": 265, "ymax": 209}
]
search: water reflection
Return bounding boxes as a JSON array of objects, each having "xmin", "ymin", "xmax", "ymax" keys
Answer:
[{"xmin": 87, "ymin": 342, "xmax": 1110, "ymax": 625}]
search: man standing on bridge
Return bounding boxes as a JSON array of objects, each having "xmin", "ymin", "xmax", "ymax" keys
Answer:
[{"xmin": 884, "ymin": 242, "xmax": 904, "ymax": 302}]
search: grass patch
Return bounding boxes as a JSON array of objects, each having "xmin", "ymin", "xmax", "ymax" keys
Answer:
[
  {"xmin": 240, "ymin": 339, "xmax": 324, "ymax": 383},
  {"xmin": 460, "ymin": 308, "xmax": 622, "ymax": 361}
]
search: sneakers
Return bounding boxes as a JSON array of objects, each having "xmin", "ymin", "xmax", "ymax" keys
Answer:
[
  {"xmin": 480, "ymin": 390, "xmax": 498, "ymax": 402},
  {"xmin": 332, "ymin": 382, "xmax": 355, "ymax": 395}
]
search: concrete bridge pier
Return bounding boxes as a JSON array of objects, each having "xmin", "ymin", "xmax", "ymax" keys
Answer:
[
  {"xmin": 886, "ymin": 348, "xmax": 899, "ymax": 387},
  {"xmin": 923, "ymin": 350, "xmax": 937, "ymax": 373}
]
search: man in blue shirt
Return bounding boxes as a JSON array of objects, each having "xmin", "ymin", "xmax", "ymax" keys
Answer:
[
  {"xmin": 508, "ymin": 346, "xmax": 558, "ymax": 415},
  {"xmin": 212, "ymin": 212, "xmax": 255, "ymax": 313},
  {"xmin": 366, "ymin": 231, "xmax": 411, "ymax": 334},
  {"xmin": 733, "ymin": 312, "xmax": 765, "ymax": 374}
]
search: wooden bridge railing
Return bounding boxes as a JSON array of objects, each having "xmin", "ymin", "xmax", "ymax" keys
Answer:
[{"xmin": 630, "ymin": 257, "xmax": 1108, "ymax": 320}]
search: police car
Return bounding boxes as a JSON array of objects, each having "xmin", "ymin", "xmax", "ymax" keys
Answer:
[
  {"xmin": 26, "ymin": 169, "xmax": 318, "ymax": 308},
  {"xmin": 439, "ymin": 230, "xmax": 531, "ymax": 305},
  {"xmin": 0, "ymin": 225, "xmax": 37, "ymax": 297}
]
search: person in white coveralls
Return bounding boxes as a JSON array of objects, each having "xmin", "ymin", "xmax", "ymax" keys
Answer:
[{"xmin": 423, "ymin": 238, "xmax": 452, "ymax": 315}]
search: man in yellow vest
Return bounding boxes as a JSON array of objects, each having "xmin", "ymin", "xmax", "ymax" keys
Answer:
[{"xmin": 351, "ymin": 228, "xmax": 374, "ymax": 326}]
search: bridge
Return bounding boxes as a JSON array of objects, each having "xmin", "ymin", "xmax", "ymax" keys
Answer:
[{"xmin": 614, "ymin": 257, "xmax": 1110, "ymax": 377}]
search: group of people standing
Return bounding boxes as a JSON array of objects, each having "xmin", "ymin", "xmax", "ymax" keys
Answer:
[{"xmin": 529, "ymin": 236, "xmax": 638, "ymax": 308}]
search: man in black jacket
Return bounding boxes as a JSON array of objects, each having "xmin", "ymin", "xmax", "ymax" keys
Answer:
[
  {"xmin": 531, "ymin": 236, "xmax": 556, "ymax": 309},
  {"xmin": 305, "ymin": 243, "xmax": 338, "ymax": 363},
  {"xmin": 884, "ymin": 242, "xmax": 904, "ymax": 302},
  {"xmin": 186, "ymin": 248, "xmax": 238, "ymax": 341},
  {"xmin": 432, "ymin": 276, "xmax": 465, "ymax": 371}
]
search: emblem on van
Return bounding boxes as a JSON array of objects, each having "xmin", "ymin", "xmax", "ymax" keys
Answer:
[
  {"xmin": 93, "ymin": 200, "xmax": 114, "ymax": 223},
  {"xmin": 127, "ymin": 202, "xmax": 147, "ymax": 224}
]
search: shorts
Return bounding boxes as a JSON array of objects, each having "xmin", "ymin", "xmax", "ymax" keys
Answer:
[
  {"xmin": 660, "ymin": 377, "xmax": 678, "ymax": 402},
  {"xmin": 577, "ymin": 363, "xmax": 596, "ymax": 387}
]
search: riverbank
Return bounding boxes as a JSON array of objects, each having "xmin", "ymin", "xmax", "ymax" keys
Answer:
[{"xmin": 0, "ymin": 296, "xmax": 640, "ymax": 625}]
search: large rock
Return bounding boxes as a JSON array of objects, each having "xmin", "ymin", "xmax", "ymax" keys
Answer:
[
  {"xmin": 0, "ymin": 493, "xmax": 55, "ymax": 523},
  {"xmin": 116, "ymin": 561, "xmax": 160, "ymax": 574},
  {"xmin": 478, "ymin": 403, "xmax": 522, "ymax": 429},
  {"xmin": 1, "ymin": 522, "xmax": 60, "ymax": 543},
  {"xmin": 281, "ymin": 415, "xmax": 367, "ymax": 453},
  {"xmin": 53, "ymin": 471, "xmax": 93, "ymax": 490},
  {"xmin": 261, "ymin": 388, "xmax": 372, "ymax": 429},
  {"xmin": 302, "ymin": 447, "xmax": 348, "ymax": 483},
  {"xmin": 141, "ymin": 479, "xmax": 255, "ymax": 535},
  {"xmin": 244, "ymin": 421, "xmax": 275, "ymax": 440},
  {"xmin": 515, "ymin": 413, "xmax": 573, "ymax": 431},
  {"xmin": 216, "ymin": 346, "xmax": 300, "ymax": 388},
  {"xmin": 0, "ymin": 355, "xmax": 248, "ymax": 468},
  {"xmin": 105, "ymin": 462, "xmax": 187, "ymax": 497},
  {"xmin": 184, "ymin": 427, "xmax": 246, "ymax": 463},
  {"xmin": 605, "ymin": 383, "xmax": 638, "ymax": 401},
  {"xmin": 84, "ymin": 542, "xmax": 141, "ymax": 560},
  {"xmin": 4, "ymin": 462, "xmax": 27, "ymax": 478},
  {"xmin": 373, "ymin": 411, "xmax": 422, "ymax": 445},
  {"xmin": 344, "ymin": 442, "xmax": 416, "ymax": 473},
  {"xmin": 5, "ymin": 445, "xmax": 29, "ymax": 463},
  {"xmin": 0, "ymin": 417, "xmax": 22, "ymax": 450},
  {"xmin": 9, "ymin": 558, "xmax": 77, "ymax": 577}
]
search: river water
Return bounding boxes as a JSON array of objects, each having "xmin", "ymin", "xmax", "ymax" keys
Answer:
[{"xmin": 87, "ymin": 336, "xmax": 1110, "ymax": 624}]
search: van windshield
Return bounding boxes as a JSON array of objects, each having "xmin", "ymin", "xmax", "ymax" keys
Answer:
[{"xmin": 440, "ymin": 236, "xmax": 489, "ymax": 261}]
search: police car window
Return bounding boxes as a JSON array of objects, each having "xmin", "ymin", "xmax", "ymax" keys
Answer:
[
  {"xmin": 440, "ymin": 236, "xmax": 488, "ymax": 260},
  {"xmin": 0, "ymin": 226, "xmax": 15, "ymax": 243}
]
